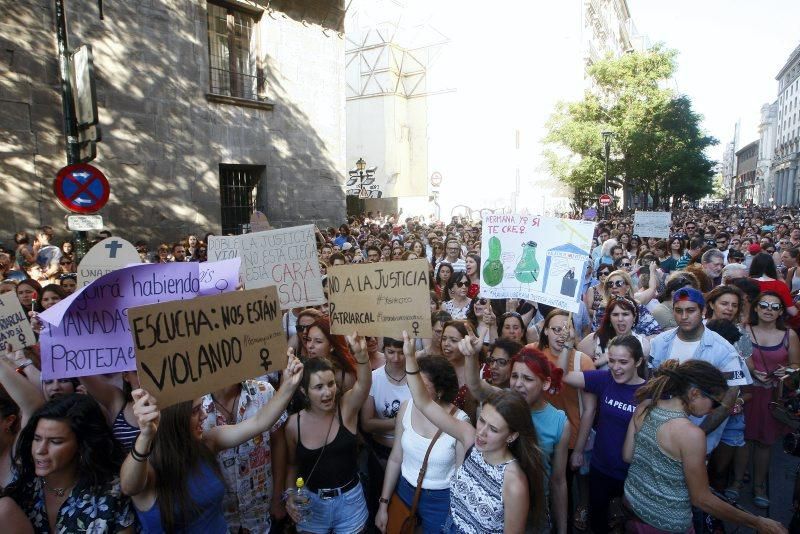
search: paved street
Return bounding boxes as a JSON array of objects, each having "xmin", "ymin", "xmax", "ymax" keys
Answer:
[{"xmin": 726, "ymin": 442, "xmax": 798, "ymax": 532}]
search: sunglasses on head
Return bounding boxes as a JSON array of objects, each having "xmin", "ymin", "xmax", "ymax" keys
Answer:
[
  {"xmin": 757, "ymin": 301, "xmax": 782, "ymax": 311},
  {"xmin": 605, "ymin": 279, "xmax": 626, "ymax": 289}
]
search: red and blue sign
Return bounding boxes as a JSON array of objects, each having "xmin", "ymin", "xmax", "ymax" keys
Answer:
[{"xmin": 53, "ymin": 163, "xmax": 110, "ymax": 214}]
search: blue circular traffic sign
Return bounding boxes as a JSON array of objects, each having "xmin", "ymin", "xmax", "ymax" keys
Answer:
[{"xmin": 54, "ymin": 163, "xmax": 110, "ymax": 214}]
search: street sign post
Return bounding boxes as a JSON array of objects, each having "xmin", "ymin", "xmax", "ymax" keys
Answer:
[
  {"xmin": 66, "ymin": 214, "xmax": 103, "ymax": 231},
  {"xmin": 599, "ymin": 194, "xmax": 612, "ymax": 207},
  {"xmin": 54, "ymin": 163, "xmax": 110, "ymax": 214}
]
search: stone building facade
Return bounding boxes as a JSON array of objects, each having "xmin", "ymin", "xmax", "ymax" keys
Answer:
[
  {"xmin": 0, "ymin": 0, "xmax": 346, "ymax": 242},
  {"xmin": 734, "ymin": 140, "xmax": 758, "ymax": 205},
  {"xmin": 772, "ymin": 43, "xmax": 800, "ymax": 206}
]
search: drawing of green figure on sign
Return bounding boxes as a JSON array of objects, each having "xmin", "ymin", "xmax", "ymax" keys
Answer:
[
  {"xmin": 483, "ymin": 236, "xmax": 504, "ymax": 286},
  {"xmin": 515, "ymin": 241, "xmax": 539, "ymax": 283}
]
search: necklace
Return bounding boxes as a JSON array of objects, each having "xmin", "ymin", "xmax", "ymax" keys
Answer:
[
  {"xmin": 212, "ymin": 395, "xmax": 238, "ymax": 422},
  {"xmin": 384, "ymin": 367, "xmax": 406, "ymax": 382},
  {"xmin": 42, "ymin": 478, "xmax": 72, "ymax": 497}
]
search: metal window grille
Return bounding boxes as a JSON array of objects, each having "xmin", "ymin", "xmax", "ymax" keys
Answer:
[
  {"xmin": 207, "ymin": 3, "xmax": 263, "ymax": 100},
  {"xmin": 219, "ymin": 164, "xmax": 264, "ymax": 234}
]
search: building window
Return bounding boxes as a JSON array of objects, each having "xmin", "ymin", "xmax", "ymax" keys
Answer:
[
  {"xmin": 219, "ymin": 164, "xmax": 265, "ymax": 234},
  {"xmin": 207, "ymin": 2, "xmax": 264, "ymax": 100}
]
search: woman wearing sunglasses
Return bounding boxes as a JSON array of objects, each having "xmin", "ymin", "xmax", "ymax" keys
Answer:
[
  {"xmin": 736, "ymin": 291, "xmax": 800, "ymax": 508},
  {"xmin": 442, "ymin": 272, "xmax": 472, "ymax": 320},
  {"xmin": 583, "ymin": 263, "xmax": 613, "ymax": 325},
  {"xmin": 623, "ymin": 359, "xmax": 787, "ymax": 534},
  {"xmin": 594, "ymin": 270, "xmax": 661, "ymax": 337},
  {"xmin": 749, "ymin": 252, "xmax": 799, "ymax": 320}
]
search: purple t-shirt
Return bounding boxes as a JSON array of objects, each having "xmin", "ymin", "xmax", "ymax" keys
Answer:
[{"xmin": 583, "ymin": 369, "xmax": 643, "ymax": 480}]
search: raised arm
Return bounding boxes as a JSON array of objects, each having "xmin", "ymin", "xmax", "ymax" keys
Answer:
[
  {"xmin": 342, "ymin": 332, "xmax": 372, "ymax": 419},
  {"xmin": 556, "ymin": 344, "xmax": 585, "ymax": 390},
  {"xmin": 402, "ymin": 331, "xmax": 475, "ymax": 447},
  {"xmin": 461, "ymin": 326, "xmax": 501, "ymax": 402},
  {"xmin": 204, "ymin": 352, "xmax": 303, "ymax": 452},
  {"xmin": 120, "ymin": 389, "xmax": 159, "ymax": 499},
  {"xmin": 634, "ymin": 261, "xmax": 658, "ymax": 304},
  {"xmin": 79, "ymin": 374, "xmax": 126, "ymax": 425},
  {"xmin": 0, "ymin": 350, "xmax": 45, "ymax": 428}
]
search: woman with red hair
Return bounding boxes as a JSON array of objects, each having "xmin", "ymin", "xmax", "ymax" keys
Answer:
[
  {"xmin": 304, "ymin": 316, "xmax": 357, "ymax": 392},
  {"xmin": 461, "ymin": 331, "xmax": 570, "ymax": 534}
]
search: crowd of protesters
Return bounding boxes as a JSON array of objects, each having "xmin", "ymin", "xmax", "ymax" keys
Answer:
[{"xmin": 0, "ymin": 206, "xmax": 795, "ymax": 532}]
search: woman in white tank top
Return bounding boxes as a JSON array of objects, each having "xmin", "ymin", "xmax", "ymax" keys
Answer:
[{"xmin": 375, "ymin": 356, "xmax": 468, "ymax": 534}]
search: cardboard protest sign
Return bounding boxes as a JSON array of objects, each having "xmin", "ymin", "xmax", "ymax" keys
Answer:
[
  {"xmin": 128, "ymin": 286, "xmax": 288, "ymax": 409},
  {"xmin": 633, "ymin": 211, "xmax": 672, "ymax": 238},
  {"xmin": 207, "ymin": 225, "xmax": 324, "ymax": 309},
  {"xmin": 480, "ymin": 214, "xmax": 595, "ymax": 313},
  {"xmin": 38, "ymin": 259, "xmax": 241, "ymax": 380},
  {"xmin": 327, "ymin": 258, "xmax": 432, "ymax": 338},
  {"xmin": 0, "ymin": 292, "xmax": 36, "ymax": 352},
  {"xmin": 77, "ymin": 237, "xmax": 141, "ymax": 288}
]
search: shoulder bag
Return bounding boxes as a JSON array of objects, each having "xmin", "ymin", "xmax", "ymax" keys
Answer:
[{"xmin": 387, "ymin": 406, "xmax": 456, "ymax": 534}]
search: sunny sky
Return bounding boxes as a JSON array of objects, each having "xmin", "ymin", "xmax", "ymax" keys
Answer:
[{"xmin": 627, "ymin": 0, "xmax": 800, "ymax": 158}]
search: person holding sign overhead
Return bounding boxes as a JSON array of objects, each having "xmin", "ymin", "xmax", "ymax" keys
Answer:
[
  {"xmin": 284, "ymin": 333, "xmax": 373, "ymax": 533},
  {"xmin": 120, "ymin": 352, "xmax": 305, "ymax": 533}
]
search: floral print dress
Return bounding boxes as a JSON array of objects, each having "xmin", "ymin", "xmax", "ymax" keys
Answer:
[{"xmin": 12, "ymin": 477, "xmax": 135, "ymax": 533}]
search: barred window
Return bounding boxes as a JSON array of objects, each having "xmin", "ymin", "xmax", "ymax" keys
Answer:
[
  {"xmin": 207, "ymin": 2, "xmax": 264, "ymax": 100},
  {"xmin": 219, "ymin": 164, "xmax": 265, "ymax": 235}
]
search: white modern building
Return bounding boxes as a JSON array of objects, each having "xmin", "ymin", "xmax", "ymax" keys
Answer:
[
  {"xmin": 772, "ymin": 43, "xmax": 800, "ymax": 206},
  {"xmin": 345, "ymin": 0, "xmax": 646, "ymax": 220}
]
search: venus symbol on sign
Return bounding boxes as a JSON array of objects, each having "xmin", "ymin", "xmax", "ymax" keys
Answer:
[
  {"xmin": 259, "ymin": 348, "xmax": 272, "ymax": 372},
  {"xmin": 105, "ymin": 240, "xmax": 123, "ymax": 258},
  {"xmin": 411, "ymin": 321, "xmax": 420, "ymax": 336}
]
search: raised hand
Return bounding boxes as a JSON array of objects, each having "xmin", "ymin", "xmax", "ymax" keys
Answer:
[
  {"xmin": 346, "ymin": 331, "xmax": 368, "ymax": 361},
  {"xmin": 459, "ymin": 324, "xmax": 483, "ymax": 358},
  {"xmin": 402, "ymin": 330, "xmax": 416, "ymax": 360},
  {"xmin": 131, "ymin": 389, "xmax": 160, "ymax": 439},
  {"xmin": 280, "ymin": 351, "xmax": 304, "ymax": 390}
]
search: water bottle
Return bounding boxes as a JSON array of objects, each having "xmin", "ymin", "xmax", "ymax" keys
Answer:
[{"xmin": 293, "ymin": 477, "xmax": 311, "ymax": 522}]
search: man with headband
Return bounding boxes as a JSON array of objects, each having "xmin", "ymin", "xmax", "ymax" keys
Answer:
[{"xmin": 649, "ymin": 287, "xmax": 751, "ymax": 453}]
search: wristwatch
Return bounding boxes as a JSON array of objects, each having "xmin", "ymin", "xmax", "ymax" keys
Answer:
[{"xmin": 378, "ymin": 497, "xmax": 390, "ymax": 505}]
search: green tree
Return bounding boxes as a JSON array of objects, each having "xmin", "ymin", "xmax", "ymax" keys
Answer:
[{"xmin": 544, "ymin": 46, "xmax": 717, "ymax": 209}]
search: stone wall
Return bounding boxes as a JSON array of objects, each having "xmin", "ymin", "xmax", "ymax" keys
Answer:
[{"xmin": 0, "ymin": 0, "xmax": 345, "ymax": 243}]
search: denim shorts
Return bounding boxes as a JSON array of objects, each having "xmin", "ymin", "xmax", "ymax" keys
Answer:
[
  {"xmin": 720, "ymin": 413, "xmax": 745, "ymax": 448},
  {"xmin": 298, "ymin": 481, "xmax": 368, "ymax": 534},
  {"xmin": 396, "ymin": 476, "xmax": 451, "ymax": 534}
]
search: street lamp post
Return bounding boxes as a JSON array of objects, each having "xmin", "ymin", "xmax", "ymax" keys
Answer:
[
  {"xmin": 602, "ymin": 131, "xmax": 613, "ymax": 216},
  {"xmin": 348, "ymin": 158, "xmax": 376, "ymax": 214}
]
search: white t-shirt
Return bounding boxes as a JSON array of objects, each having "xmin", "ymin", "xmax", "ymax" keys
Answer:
[
  {"xmin": 369, "ymin": 366, "xmax": 412, "ymax": 440},
  {"xmin": 668, "ymin": 337, "xmax": 702, "ymax": 362}
]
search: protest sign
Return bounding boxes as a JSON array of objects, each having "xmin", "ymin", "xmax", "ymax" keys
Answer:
[
  {"xmin": 38, "ymin": 259, "xmax": 241, "ymax": 380},
  {"xmin": 633, "ymin": 211, "xmax": 672, "ymax": 238},
  {"xmin": 480, "ymin": 214, "xmax": 595, "ymax": 312},
  {"xmin": 129, "ymin": 286, "xmax": 288, "ymax": 409},
  {"xmin": 207, "ymin": 225, "xmax": 324, "ymax": 309},
  {"xmin": 0, "ymin": 292, "xmax": 36, "ymax": 352},
  {"xmin": 77, "ymin": 237, "xmax": 141, "ymax": 288},
  {"xmin": 327, "ymin": 258, "xmax": 432, "ymax": 338}
]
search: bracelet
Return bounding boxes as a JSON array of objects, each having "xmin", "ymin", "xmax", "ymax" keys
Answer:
[
  {"xmin": 15, "ymin": 360, "xmax": 33, "ymax": 375},
  {"xmin": 405, "ymin": 369, "xmax": 420, "ymax": 375},
  {"xmin": 356, "ymin": 359, "xmax": 370, "ymax": 365},
  {"xmin": 130, "ymin": 442, "xmax": 153, "ymax": 462},
  {"xmin": 378, "ymin": 496, "xmax": 390, "ymax": 504}
]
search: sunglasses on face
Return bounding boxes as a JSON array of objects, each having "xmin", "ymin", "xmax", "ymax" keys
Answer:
[
  {"xmin": 695, "ymin": 386, "xmax": 722, "ymax": 409},
  {"xmin": 621, "ymin": 262, "xmax": 632, "ymax": 267},
  {"xmin": 605, "ymin": 279, "xmax": 627, "ymax": 289},
  {"xmin": 757, "ymin": 301, "xmax": 783, "ymax": 311},
  {"xmin": 478, "ymin": 298, "xmax": 488, "ymax": 305},
  {"xmin": 296, "ymin": 324, "xmax": 312, "ymax": 332},
  {"xmin": 454, "ymin": 281, "xmax": 470, "ymax": 288},
  {"xmin": 59, "ymin": 260, "xmax": 72, "ymax": 265},
  {"xmin": 598, "ymin": 271, "xmax": 610, "ymax": 277}
]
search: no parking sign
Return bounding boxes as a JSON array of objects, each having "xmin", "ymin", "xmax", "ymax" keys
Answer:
[{"xmin": 53, "ymin": 163, "xmax": 109, "ymax": 214}]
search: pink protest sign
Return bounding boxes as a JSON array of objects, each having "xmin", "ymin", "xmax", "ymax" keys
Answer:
[{"xmin": 39, "ymin": 259, "xmax": 241, "ymax": 379}]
